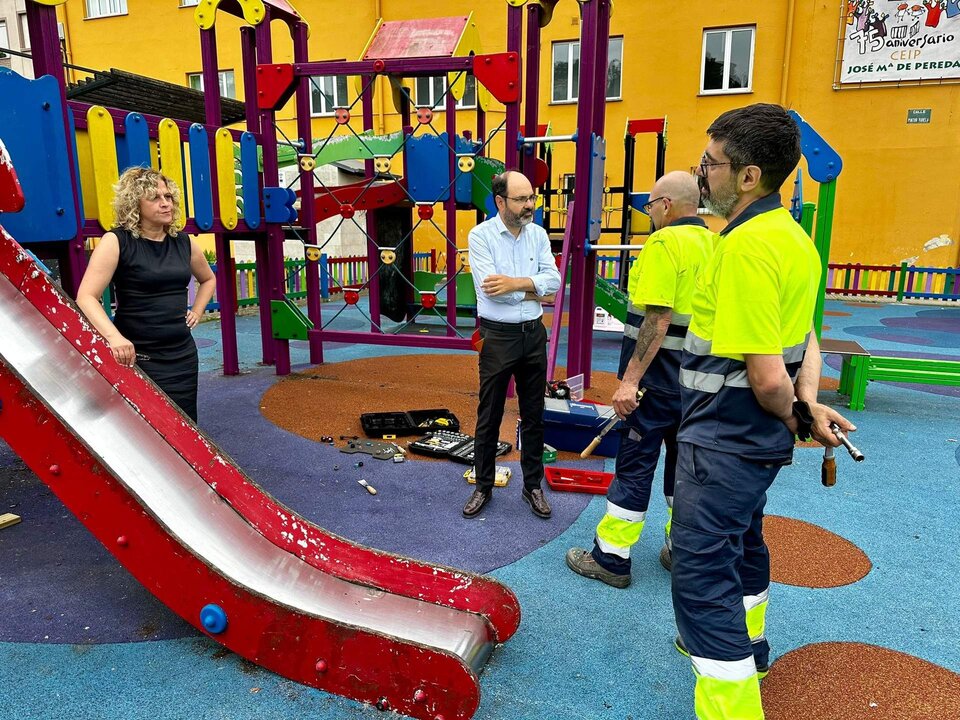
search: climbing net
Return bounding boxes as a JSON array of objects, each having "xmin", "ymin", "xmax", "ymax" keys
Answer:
[{"xmin": 271, "ymin": 71, "xmax": 505, "ymax": 338}]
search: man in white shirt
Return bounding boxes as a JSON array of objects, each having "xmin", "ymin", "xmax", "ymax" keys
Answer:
[{"xmin": 463, "ymin": 171, "xmax": 561, "ymax": 519}]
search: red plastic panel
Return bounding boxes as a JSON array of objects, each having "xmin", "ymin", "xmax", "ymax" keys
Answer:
[
  {"xmin": 473, "ymin": 53, "xmax": 521, "ymax": 104},
  {"xmin": 0, "ymin": 140, "xmax": 25, "ymax": 213},
  {"xmin": 312, "ymin": 179, "xmax": 409, "ymax": 223},
  {"xmin": 256, "ymin": 63, "xmax": 297, "ymax": 110},
  {"xmin": 545, "ymin": 466, "xmax": 614, "ymax": 495},
  {"xmin": 627, "ymin": 118, "xmax": 666, "ymax": 136},
  {"xmin": 363, "ymin": 17, "xmax": 467, "ymax": 59}
]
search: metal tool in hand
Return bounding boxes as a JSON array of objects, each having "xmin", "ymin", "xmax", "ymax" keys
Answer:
[
  {"xmin": 580, "ymin": 388, "xmax": 646, "ymax": 459},
  {"xmin": 831, "ymin": 423, "xmax": 864, "ymax": 462}
]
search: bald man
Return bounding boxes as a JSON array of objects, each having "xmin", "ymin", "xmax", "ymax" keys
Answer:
[{"xmin": 566, "ymin": 171, "xmax": 714, "ymax": 588}]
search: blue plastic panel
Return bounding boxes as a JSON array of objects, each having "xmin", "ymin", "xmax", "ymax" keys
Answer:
[
  {"xmin": 407, "ymin": 133, "xmax": 450, "ymax": 203},
  {"xmin": 263, "ymin": 187, "xmax": 298, "ymax": 224},
  {"xmin": 454, "ymin": 136, "xmax": 479, "ymax": 204},
  {"xmin": 587, "ymin": 134, "xmax": 606, "ymax": 243},
  {"xmin": 0, "ymin": 69, "xmax": 78, "ymax": 242},
  {"xmin": 188, "ymin": 124, "xmax": 214, "ymax": 231},
  {"xmin": 117, "ymin": 112, "xmax": 151, "ymax": 172},
  {"xmin": 789, "ymin": 168, "xmax": 804, "ymax": 223},
  {"xmin": 240, "ymin": 132, "xmax": 261, "ymax": 229},
  {"xmin": 788, "ymin": 110, "xmax": 843, "ymax": 184}
]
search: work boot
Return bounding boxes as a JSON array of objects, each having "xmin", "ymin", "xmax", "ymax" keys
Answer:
[
  {"xmin": 565, "ymin": 548, "xmax": 631, "ymax": 588},
  {"xmin": 462, "ymin": 489, "xmax": 491, "ymax": 518},
  {"xmin": 659, "ymin": 544, "xmax": 672, "ymax": 572},
  {"xmin": 674, "ymin": 635, "xmax": 769, "ymax": 678},
  {"xmin": 522, "ymin": 487, "xmax": 552, "ymax": 519}
]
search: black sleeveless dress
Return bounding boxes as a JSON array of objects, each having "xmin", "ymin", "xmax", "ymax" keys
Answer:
[{"xmin": 111, "ymin": 227, "xmax": 199, "ymax": 422}]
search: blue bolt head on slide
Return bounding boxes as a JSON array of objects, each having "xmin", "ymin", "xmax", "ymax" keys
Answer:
[{"xmin": 199, "ymin": 604, "xmax": 228, "ymax": 634}]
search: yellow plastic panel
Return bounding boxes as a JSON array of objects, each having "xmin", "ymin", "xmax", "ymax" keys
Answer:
[
  {"xmin": 86, "ymin": 106, "xmax": 119, "ymax": 231},
  {"xmin": 215, "ymin": 128, "xmax": 238, "ymax": 230}
]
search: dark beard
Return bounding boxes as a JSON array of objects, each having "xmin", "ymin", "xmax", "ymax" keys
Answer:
[{"xmin": 700, "ymin": 174, "xmax": 739, "ymax": 219}]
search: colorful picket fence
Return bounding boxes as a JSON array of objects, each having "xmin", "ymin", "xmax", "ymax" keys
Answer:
[
  {"xmin": 188, "ymin": 255, "xmax": 371, "ymax": 311},
  {"xmin": 827, "ymin": 262, "xmax": 960, "ymax": 302}
]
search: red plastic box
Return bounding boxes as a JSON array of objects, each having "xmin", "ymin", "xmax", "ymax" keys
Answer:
[{"xmin": 545, "ymin": 467, "xmax": 614, "ymax": 495}]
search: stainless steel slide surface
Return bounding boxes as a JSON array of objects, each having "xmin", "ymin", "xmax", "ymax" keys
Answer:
[{"xmin": 0, "ymin": 271, "xmax": 498, "ymax": 669}]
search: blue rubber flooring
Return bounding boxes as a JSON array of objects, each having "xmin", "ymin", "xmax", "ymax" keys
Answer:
[{"xmin": 1, "ymin": 299, "xmax": 958, "ymax": 719}]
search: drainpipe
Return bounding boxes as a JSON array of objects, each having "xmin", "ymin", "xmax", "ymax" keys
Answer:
[{"xmin": 779, "ymin": 0, "xmax": 796, "ymax": 107}]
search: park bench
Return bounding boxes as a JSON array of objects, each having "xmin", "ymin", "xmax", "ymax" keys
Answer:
[{"xmin": 847, "ymin": 356, "xmax": 960, "ymax": 410}]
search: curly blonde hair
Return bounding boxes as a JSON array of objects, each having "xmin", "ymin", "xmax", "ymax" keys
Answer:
[{"xmin": 112, "ymin": 167, "xmax": 184, "ymax": 236}]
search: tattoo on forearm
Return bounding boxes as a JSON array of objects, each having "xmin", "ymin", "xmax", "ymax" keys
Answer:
[{"xmin": 633, "ymin": 306, "xmax": 670, "ymax": 361}]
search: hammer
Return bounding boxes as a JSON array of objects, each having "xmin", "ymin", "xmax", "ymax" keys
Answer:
[
  {"xmin": 821, "ymin": 423, "xmax": 863, "ymax": 487},
  {"xmin": 580, "ymin": 388, "xmax": 646, "ymax": 459}
]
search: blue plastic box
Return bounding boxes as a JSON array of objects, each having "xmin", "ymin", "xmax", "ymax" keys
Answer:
[{"xmin": 542, "ymin": 398, "xmax": 622, "ymax": 458}]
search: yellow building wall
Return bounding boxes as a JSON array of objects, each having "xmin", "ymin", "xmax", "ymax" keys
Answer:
[{"xmin": 55, "ymin": 0, "xmax": 960, "ymax": 266}]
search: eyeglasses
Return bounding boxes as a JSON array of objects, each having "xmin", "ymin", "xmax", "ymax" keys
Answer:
[
  {"xmin": 642, "ymin": 196, "xmax": 669, "ymax": 213},
  {"xmin": 500, "ymin": 194, "xmax": 539, "ymax": 205},
  {"xmin": 695, "ymin": 154, "xmax": 740, "ymax": 175}
]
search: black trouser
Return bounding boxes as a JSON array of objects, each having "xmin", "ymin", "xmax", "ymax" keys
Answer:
[{"xmin": 475, "ymin": 318, "xmax": 548, "ymax": 494}]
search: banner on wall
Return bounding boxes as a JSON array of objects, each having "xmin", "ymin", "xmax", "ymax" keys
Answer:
[{"xmin": 839, "ymin": 1, "xmax": 960, "ymax": 84}]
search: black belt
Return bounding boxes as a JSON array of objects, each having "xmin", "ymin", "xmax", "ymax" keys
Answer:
[{"xmin": 480, "ymin": 317, "xmax": 543, "ymax": 333}]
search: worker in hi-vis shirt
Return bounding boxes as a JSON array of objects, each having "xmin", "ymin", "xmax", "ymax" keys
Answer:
[
  {"xmin": 672, "ymin": 104, "xmax": 856, "ymax": 720},
  {"xmin": 565, "ymin": 171, "xmax": 713, "ymax": 588}
]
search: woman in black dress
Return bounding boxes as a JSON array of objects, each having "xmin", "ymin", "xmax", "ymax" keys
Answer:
[{"xmin": 76, "ymin": 167, "xmax": 216, "ymax": 422}]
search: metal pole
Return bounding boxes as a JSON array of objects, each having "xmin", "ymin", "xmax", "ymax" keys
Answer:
[
  {"xmin": 618, "ymin": 130, "xmax": 635, "ymax": 291},
  {"xmin": 521, "ymin": 2, "xmax": 542, "ymax": 184},
  {"xmin": 504, "ymin": 4, "xmax": 523, "ymax": 170},
  {"xmin": 25, "ymin": 1, "xmax": 86, "ymax": 294},
  {"xmin": 813, "ymin": 180, "xmax": 837, "ymax": 339},
  {"xmin": 200, "ymin": 26, "xmax": 241, "ymax": 376},
  {"xmin": 256, "ymin": 8, "xmax": 291, "ymax": 373},
  {"xmin": 445, "ymin": 90, "xmax": 458, "ymax": 334},
  {"xmin": 577, "ymin": 0, "xmax": 612, "ymax": 389},
  {"xmin": 361, "ymin": 74, "xmax": 382, "ymax": 328},
  {"xmin": 293, "ymin": 21, "xmax": 322, "ymax": 364}
]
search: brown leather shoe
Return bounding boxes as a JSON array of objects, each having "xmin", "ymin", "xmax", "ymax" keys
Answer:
[
  {"xmin": 462, "ymin": 489, "xmax": 491, "ymax": 518},
  {"xmin": 522, "ymin": 487, "xmax": 551, "ymax": 518}
]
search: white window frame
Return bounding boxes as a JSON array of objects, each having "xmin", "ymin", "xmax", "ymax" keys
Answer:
[
  {"xmin": 309, "ymin": 75, "xmax": 350, "ymax": 117},
  {"xmin": 0, "ymin": 20, "xmax": 9, "ymax": 58},
  {"xmin": 415, "ymin": 74, "xmax": 477, "ymax": 111},
  {"xmin": 700, "ymin": 26, "xmax": 755, "ymax": 95},
  {"xmin": 85, "ymin": 0, "xmax": 128, "ymax": 19},
  {"xmin": 187, "ymin": 70, "xmax": 236, "ymax": 99},
  {"xmin": 551, "ymin": 37, "xmax": 623, "ymax": 104},
  {"xmin": 18, "ymin": 13, "xmax": 28, "ymax": 50},
  {"xmin": 179, "ymin": 0, "xmax": 200, "ymax": 7}
]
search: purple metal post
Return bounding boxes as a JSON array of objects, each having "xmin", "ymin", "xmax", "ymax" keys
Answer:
[
  {"xmin": 293, "ymin": 22, "xmax": 323, "ymax": 364},
  {"xmin": 24, "ymin": 1, "xmax": 86, "ymax": 294},
  {"xmin": 521, "ymin": 2, "xmax": 542, "ymax": 184},
  {"xmin": 503, "ymin": 5, "xmax": 523, "ymax": 170},
  {"xmin": 566, "ymin": 0, "xmax": 601, "ymax": 384},
  {"xmin": 445, "ymin": 90, "xmax": 458, "ymax": 334},
  {"xmin": 361, "ymin": 74, "xmax": 382, "ymax": 328},
  {"xmin": 256, "ymin": 10, "xmax": 292, "ymax": 374},
  {"xmin": 199, "ymin": 26, "xmax": 240, "ymax": 376},
  {"xmin": 575, "ymin": 0, "xmax": 612, "ymax": 389},
  {"xmin": 240, "ymin": 28, "xmax": 261, "ymax": 135},
  {"xmin": 241, "ymin": 27, "xmax": 274, "ymax": 366}
]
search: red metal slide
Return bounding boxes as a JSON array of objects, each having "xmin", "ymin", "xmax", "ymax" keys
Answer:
[{"xmin": 0, "ymin": 143, "xmax": 518, "ymax": 720}]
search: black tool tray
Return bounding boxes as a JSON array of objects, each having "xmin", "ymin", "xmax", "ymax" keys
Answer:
[{"xmin": 360, "ymin": 408, "xmax": 460, "ymax": 438}]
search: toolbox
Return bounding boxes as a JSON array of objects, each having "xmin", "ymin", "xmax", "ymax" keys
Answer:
[
  {"xmin": 360, "ymin": 409, "xmax": 460, "ymax": 438},
  {"xmin": 542, "ymin": 398, "xmax": 622, "ymax": 458}
]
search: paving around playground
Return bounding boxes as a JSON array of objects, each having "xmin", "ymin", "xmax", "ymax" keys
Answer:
[{"xmin": 2, "ymin": 297, "xmax": 959, "ymax": 720}]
